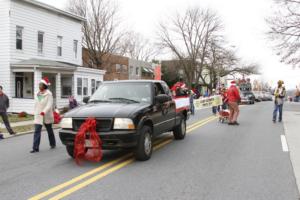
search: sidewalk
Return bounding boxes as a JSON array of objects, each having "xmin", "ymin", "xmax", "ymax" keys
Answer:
[
  {"xmin": 283, "ymin": 103, "xmax": 300, "ymax": 193},
  {"xmin": 0, "ymin": 120, "xmax": 34, "ymax": 128}
]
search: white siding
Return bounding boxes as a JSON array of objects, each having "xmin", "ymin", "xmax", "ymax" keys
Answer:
[
  {"xmin": 0, "ymin": 0, "xmax": 11, "ymax": 96},
  {"xmin": 10, "ymin": 98, "xmax": 35, "ymax": 114},
  {"xmin": 9, "ymin": 0, "xmax": 82, "ymax": 65},
  {"xmin": 74, "ymin": 67, "xmax": 105, "ymax": 103}
]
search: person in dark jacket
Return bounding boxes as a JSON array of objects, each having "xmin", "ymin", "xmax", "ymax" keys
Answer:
[{"xmin": 0, "ymin": 86, "xmax": 15, "ymax": 135}]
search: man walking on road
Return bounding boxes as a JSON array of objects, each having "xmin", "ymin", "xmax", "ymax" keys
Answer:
[
  {"xmin": 273, "ymin": 80, "xmax": 286, "ymax": 123},
  {"xmin": 0, "ymin": 86, "xmax": 15, "ymax": 135},
  {"xmin": 227, "ymin": 81, "xmax": 241, "ymax": 125}
]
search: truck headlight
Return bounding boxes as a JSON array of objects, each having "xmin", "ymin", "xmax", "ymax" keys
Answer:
[
  {"xmin": 113, "ymin": 118, "xmax": 135, "ymax": 130},
  {"xmin": 61, "ymin": 118, "xmax": 73, "ymax": 129}
]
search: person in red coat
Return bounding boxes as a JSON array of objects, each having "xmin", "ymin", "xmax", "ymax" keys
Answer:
[{"xmin": 227, "ymin": 81, "xmax": 241, "ymax": 125}]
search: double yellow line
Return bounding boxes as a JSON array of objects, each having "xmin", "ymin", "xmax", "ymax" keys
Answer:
[{"xmin": 29, "ymin": 115, "xmax": 217, "ymax": 200}]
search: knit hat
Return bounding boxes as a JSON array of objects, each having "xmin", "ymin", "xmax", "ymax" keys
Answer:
[
  {"xmin": 40, "ymin": 77, "xmax": 51, "ymax": 86},
  {"xmin": 230, "ymin": 80, "xmax": 236, "ymax": 86},
  {"xmin": 278, "ymin": 80, "xmax": 284, "ymax": 85}
]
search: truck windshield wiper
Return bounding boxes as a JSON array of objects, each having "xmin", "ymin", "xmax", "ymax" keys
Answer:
[
  {"xmin": 89, "ymin": 99, "xmax": 112, "ymax": 103},
  {"xmin": 109, "ymin": 97, "xmax": 140, "ymax": 103}
]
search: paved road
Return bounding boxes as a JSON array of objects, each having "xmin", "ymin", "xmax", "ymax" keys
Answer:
[{"xmin": 0, "ymin": 102, "xmax": 299, "ymax": 200}]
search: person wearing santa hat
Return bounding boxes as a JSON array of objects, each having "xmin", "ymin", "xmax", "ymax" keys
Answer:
[
  {"xmin": 227, "ymin": 80, "xmax": 241, "ymax": 125},
  {"xmin": 30, "ymin": 77, "xmax": 56, "ymax": 153}
]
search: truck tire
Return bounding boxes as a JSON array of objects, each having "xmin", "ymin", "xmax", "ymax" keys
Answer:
[
  {"xmin": 135, "ymin": 126, "xmax": 153, "ymax": 161},
  {"xmin": 66, "ymin": 145, "xmax": 74, "ymax": 158},
  {"xmin": 173, "ymin": 116, "xmax": 186, "ymax": 140}
]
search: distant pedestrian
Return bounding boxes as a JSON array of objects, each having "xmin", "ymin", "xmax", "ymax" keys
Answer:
[
  {"xmin": 0, "ymin": 86, "xmax": 15, "ymax": 135},
  {"xmin": 69, "ymin": 96, "xmax": 78, "ymax": 109},
  {"xmin": 30, "ymin": 77, "xmax": 56, "ymax": 153},
  {"xmin": 171, "ymin": 78, "xmax": 187, "ymax": 97},
  {"xmin": 273, "ymin": 80, "xmax": 286, "ymax": 123},
  {"xmin": 188, "ymin": 89, "xmax": 195, "ymax": 115},
  {"xmin": 220, "ymin": 84, "xmax": 228, "ymax": 110},
  {"xmin": 211, "ymin": 89, "xmax": 220, "ymax": 115},
  {"xmin": 227, "ymin": 81, "xmax": 241, "ymax": 125}
]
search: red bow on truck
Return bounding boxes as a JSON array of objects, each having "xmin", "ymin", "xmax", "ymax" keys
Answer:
[{"xmin": 74, "ymin": 118, "xmax": 102, "ymax": 164}]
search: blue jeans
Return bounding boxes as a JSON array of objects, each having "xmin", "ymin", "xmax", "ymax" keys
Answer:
[
  {"xmin": 190, "ymin": 96, "xmax": 195, "ymax": 115},
  {"xmin": 33, "ymin": 124, "xmax": 56, "ymax": 150},
  {"xmin": 273, "ymin": 104, "xmax": 283, "ymax": 122},
  {"xmin": 212, "ymin": 106, "xmax": 220, "ymax": 114}
]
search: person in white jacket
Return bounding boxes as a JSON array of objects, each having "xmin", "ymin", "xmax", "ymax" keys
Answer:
[{"xmin": 30, "ymin": 77, "xmax": 56, "ymax": 153}]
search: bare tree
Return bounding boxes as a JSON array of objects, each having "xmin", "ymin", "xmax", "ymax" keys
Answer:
[
  {"xmin": 120, "ymin": 32, "xmax": 158, "ymax": 61},
  {"xmin": 267, "ymin": 0, "xmax": 300, "ymax": 67},
  {"xmin": 158, "ymin": 7, "xmax": 223, "ymax": 87},
  {"xmin": 67, "ymin": 0, "xmax": 125, "ymax": 69},
  {"xmin": 205, "ymin": 40, "xmax": 259, "ymax": 89}
]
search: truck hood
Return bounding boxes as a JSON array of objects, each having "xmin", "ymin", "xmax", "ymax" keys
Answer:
[{"xmin": 64, "ymin": 103, "xmax": 150, "ymax": 118}]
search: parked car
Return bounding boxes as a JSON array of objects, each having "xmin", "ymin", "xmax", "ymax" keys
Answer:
[
  {"xmin": 253, "ymin": 91, "xmax": 262, "ymax": 102},
  {"xmin": 264, "ymin": 92, "xmax": 273, "ymax": 101},
  {"xmin": 240, "ymin": 91, "xmax": 255, "ymax": 104},
  {"xmin": 59, "ymin": 80, "xmax": 189, "ymax": 161}
]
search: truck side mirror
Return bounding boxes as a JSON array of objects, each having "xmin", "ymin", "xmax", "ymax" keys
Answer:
[
  {"xmin": 155, "ymin": 94, "xmax": 171, "ymax": 104},
  {"xmin": 83, "ymin": 96, "xmax": 90, "ymax": 104}
]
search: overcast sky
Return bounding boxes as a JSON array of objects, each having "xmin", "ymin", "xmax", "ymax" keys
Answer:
[{"xmin": 38, "ymin": 0, "xmax": 300, "ymax": 90}]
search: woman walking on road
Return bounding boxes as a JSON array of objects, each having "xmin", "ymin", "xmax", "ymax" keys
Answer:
[
  {"xmin": 273, "ymin": 80, "xmax": 286, "ymax": 123},
  {"xmin": 30, "ymin": 77, "xmax": 56, "ymax": 153},
  {"xmin": 227, "ymin": 81, "xmax": 241, "ymax": 125}
]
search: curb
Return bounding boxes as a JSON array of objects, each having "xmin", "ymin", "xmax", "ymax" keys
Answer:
[{"xmin": 1, "ymin": 127, "xmax": 61, "ymax": 140}]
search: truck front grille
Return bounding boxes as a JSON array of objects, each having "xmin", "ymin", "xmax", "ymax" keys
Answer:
[{"xmin": 73, "ymin": 118, "xmax": 113, "ymax": 132}]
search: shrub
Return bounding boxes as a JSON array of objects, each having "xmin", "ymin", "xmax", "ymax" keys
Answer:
[{"xmin": 18, "ymin": 112, "xmax": 27, "ymax": 118}]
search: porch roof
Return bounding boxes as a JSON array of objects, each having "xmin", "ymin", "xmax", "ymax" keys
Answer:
[{"xmin": 11, "ymin": 59, "xmax": 77, "ymax": 71}]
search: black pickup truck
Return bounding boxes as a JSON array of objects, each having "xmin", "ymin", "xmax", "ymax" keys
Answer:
[{"xmin": 59, "ymin": 80, "xmax": 189, "ymax": 161}]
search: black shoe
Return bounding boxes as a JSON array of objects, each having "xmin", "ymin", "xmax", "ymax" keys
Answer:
[
  {"xmin": 30, "ymin": 149, "xmax": 39, "ymax": 153},
  {"xmin": 278, "ymin": 120, "xmax": 282, "ymax": 122},
  {"xmin": 233, "ymin": 122, "xmax": 240, "ymax": 125},
  {"xmin": 10, "ymin": 132, "xmax": 16, "ymax": 135},
  {"xmin": 273, "ymin": 120, "xmax": 276, "ymax": 123},
  {"xmin": 228, "ymin": 122, "xmax": 234, "ymax": 125},
  {"xmin": 50, "ymin": 146, "xmax": 56, "ymax": 149}
]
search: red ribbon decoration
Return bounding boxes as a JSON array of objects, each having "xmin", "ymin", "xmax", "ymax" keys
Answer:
[{"xmin": 74, "ymin": 118, "xmax": 103, "ymax": 165}]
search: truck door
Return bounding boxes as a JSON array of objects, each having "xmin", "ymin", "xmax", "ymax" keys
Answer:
[{"xmin": 153, "ymin": 83, "xmax": 176, "ymax": 134}]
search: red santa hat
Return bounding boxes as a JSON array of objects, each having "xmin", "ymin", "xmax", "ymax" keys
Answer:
[
  {"xmin": 40, "ymin": 77, "xmax": 51, "ymax": 86},
  {"xmin": 230, "ymin": 80, "xmax": 236, "ymax": 86}
]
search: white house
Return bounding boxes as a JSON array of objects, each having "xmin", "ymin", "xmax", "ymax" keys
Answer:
[{"xmin": 0, "ymin": 0, "xmax": 105, "ymax": 114}]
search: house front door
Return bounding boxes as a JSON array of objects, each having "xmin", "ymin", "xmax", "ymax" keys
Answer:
[{"xmin": 15, "ymin": 76, "xmax": 23, "ymax": 98}]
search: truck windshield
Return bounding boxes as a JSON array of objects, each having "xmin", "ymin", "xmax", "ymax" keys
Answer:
[{"xmin": 90, "ymin": 82, "xmax": 152, "ymax": 104}]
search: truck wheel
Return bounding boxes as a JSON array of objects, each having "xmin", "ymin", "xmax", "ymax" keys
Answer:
[
  {"xmin": 173, "ymin": 116, "xmax": 186, "ymax": 140},
  {"xmin": 66, "ymin": 145, "xmax": 74, "ymax": 158},
  {"xmin": 135, "ymin": 126, "xmax": 152, "ymax": 161}
]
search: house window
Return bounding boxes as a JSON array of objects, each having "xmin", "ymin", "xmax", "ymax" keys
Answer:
[
  {"xmin": 116, "ymin": 64, "xmax": 121, "ymax": 73},
  {"xmin": 88, "ymin": 60, "xmax": 95, "ymax": 68},
  {"xmin": 83, "ymin": 78, "xmax": 88, "ymax": 96},
  {"xmin": 16, "ymin": 26, "xmax": 23, "ymax": 50},
  {"xmin": 91, "ymin": 79, "xmax": 96, "ymax": 94},
  {"xmin": 130, "ymin": 66, "xmax": 134, "ymax": 75},
  {"xmin": 15, "ymin": 72, "xmax": 34, "ymax": 98},
  {"xmin": 57, "ymin": 36, "xmax": 62, "ymax": 56},
  {"xmin": 136, "ymin": 67, "xmax": 139, "ymax": 76},
  {"xmin": 77, "ymin": 78, "xmax": 82, "ymax": 95},
  {"xmin": 122, "ymin": 65, "xmax": 128, "ymax": 73},
  {"xmin": 73, "ymin": 40, "xmax": 78, "ymax": 59},
  {"xmin": 61, "ymin": 75, "xmax": 73, "ymax": 98},
  {"xmin": 38, "ymin": 31, "xmax": 44, "ymax": 54}
]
